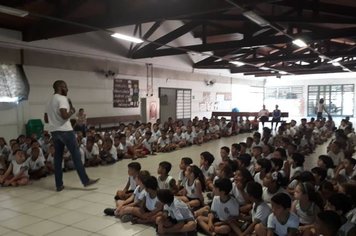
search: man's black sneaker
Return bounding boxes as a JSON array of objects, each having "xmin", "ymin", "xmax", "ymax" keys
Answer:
[{"xmin": 84, "ymin": 178, "xmax": 100, "ymax": 187}]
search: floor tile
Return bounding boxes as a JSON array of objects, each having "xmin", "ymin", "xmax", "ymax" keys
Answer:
[
  {"xmin": 76, "ymin": 202, "xmax": 112, "ymax": 216},
  {"xmin": 27, "ymin": 206, "xmax": 68, "ymax": 219},
  {"xmin": 0, "ymin": 209, "xmax": 21, "ymax": 222},
  {"xmin": 132, "ymin": 227, "xmax": 157, "ymax": 236},
  {"xmin": 0, "ymin": 198, "xmax": 28, "ymax": 209},
  {"xmin": 2, "ymin": 231, "xmax": 29, "ymax": 236},
  {"xmin": 98, "ymin": 223, "xmax": 148, "ymax": 236},
  {"xmin": 0, "ymin": 215, "xmax": 43, "ymax": 230},
  {"xmin": 0, "ymin": 225, "xmax": 11, "ymax": 235},
  {"xmin": 10, "ymin": 202, "xmax": 48, "ymax": 214},
  {"xmin": 53, "ymin": 199, "xmax": 93, "ymax": 210},
  {"xmin": 34, "ymin": 194, "xmax": 71, "ymax": 206},
  {"xmin": 71, "ymin": 216, "xmax": 116, "ymax": 232},
  {"xmin": 49, "ymin": 211, "xmax": 92, "ymax": 225},
  {"xmin": 45, "ymin": 226, "xmax": 91, "ymax": 236},
  {"xmin": 17, "ymin": 220, "xmax": 65, "ymax": 236},
  {"xmin": 78, "ymin": 192, "xmax": 114, "ymax": 204}
]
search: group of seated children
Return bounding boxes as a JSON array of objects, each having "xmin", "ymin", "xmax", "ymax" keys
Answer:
[{"xmin": 103, "ymin": 125, "xmax": 356, "ymax": 236}]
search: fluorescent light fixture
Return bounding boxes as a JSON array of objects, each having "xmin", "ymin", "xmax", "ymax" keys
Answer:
[
  {"xmin": 279, "ymin": 71, "xmax": 288, "ymax": 75},
  {"xmin": 318, "ymin": 55, "xmax": 327, "ymax": 60},
  {"xmin": 260, "ymin": 67, "xmax": 270, "ymax": 70},
  {"xmin": 292, "ymin": 39, "xmax": 307, "ymax": 48},
  {"xmin": 230, "ymin": 61, "xmax": 245, "ymax": 67},
  {"xmin": 0, "ymin": 5, "xmax": 28, "ymax": 17},
  {"xmin": 0, "ymin": 96, "xmax": 18, "ymax": 103},
  {"xmin": 332, "ymin": 62, "xmax": 341, "ymax": 67},
  {"xmin": 111, "ymin": 33, "xmax": 144, "ymax": 43},
  {"xmin": 242, "ymin": 11, "xmax": 270, "ymax": 27}
]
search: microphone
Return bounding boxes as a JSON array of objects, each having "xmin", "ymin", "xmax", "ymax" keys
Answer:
[{"xmin": 68, "ymin": 98, "xmax": 75, "ymax": 113}]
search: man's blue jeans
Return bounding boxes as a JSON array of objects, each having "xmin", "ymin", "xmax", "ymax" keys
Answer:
[{"xmin": 51, "ymin": 131, "xmax": 89, "ymax": 188}]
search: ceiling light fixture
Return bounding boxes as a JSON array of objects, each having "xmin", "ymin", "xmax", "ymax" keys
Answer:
[
  {"xmin": 260, "ymin": 67, "xmax": 270, "ymax": 71},
  {"xmin": 279, "ymin": 71, "xmax": 288, "ymax": 75},
  {"xmin": 111, "ymin": 33, "xmax": 144, "ymax": 44},
  {"xmin": 230, "ymin": 61, "xmax": 245, "ymax": 67},
  {"xmin": 0, "ymin": 96, "xmax": 19, "ymax": 103},
  {"xmin": 292, "ymin": 39, "xmax": 307, "ymax": 48},
  {"xmin": 0, "ymin": 5, "xmax": 28, "ymax": 17},
  {"xmin": 242, "ymin": 11, "xmax": 270, "ymax": 27}
]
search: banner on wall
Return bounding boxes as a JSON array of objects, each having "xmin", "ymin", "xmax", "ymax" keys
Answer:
[{"xmin": 113, "ymin": 79, "xmax": 139, "ymax": 108}]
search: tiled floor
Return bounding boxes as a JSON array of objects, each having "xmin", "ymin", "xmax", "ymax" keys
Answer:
[{"xmin": 0, "ymin": 133, "xmax": 324, "ymax": 236}]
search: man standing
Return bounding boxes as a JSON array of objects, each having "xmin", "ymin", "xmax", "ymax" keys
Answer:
[
  {"xmin": 45, "ymin": 80, "xmax": 99, "ymax": 191},
  {"xmin": 258, "ymin": 105, "xmax": 270, "ymax": 128},
  {"xmin": 271, "ymin": 105, "xmax": 281, "ymax": 130}
]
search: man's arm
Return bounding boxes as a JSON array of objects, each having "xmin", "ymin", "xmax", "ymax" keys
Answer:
[{"xmin": 59, "ymin": 108, "xmax": 75, "ymax": 120}]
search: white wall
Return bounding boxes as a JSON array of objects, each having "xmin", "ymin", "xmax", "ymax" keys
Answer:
[{"xmin": 0, "ymin": 65, "xmax": 263, "ymax": 142}]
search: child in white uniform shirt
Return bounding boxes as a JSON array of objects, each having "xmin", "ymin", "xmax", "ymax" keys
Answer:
[
  {"xmin": 0, "ymin": 149, "xmax": 29, "ymax": 186},
  {"xmin": 197, "ymin": 178, "xmax": 239, "ymax": 235},
  {"xmin": 126, "ymin": 176, "xmax": 163, "ymax": 224},
  {"xmin": 156, "ymin": 189, "xmax": 196, "ymax": 234},
  {"xmin": 104, "ymin": 170, "xmax": 150, "ymax": 221},
  {"xmin": 229, "ymin": 181, "xmax": 272, "ymax": 235},
  {"xmin": 256, "ymin": 192, "xmax": 299, "ymax": 236},
  {"xmin": 27, "ymin": 147, "xmax": 47, "ymax": 180},
  {"xmin": 115, "ymin": 162, "xmax": 141, "ymax": 200},
  {"xmin": 177, "ymin": 157, "xmax": 193, "ymax": 189}
]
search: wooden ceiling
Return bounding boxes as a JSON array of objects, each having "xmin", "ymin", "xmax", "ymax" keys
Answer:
[{"xmin": 1, "ymin": 0, "xmax": 356, "ymax": 76}]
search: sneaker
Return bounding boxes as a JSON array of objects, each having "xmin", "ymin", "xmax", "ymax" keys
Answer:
[
  {"xmin": 103, "ymin": 208, "xmax": 116, "ymax": 216},
  {"xmin": 121, "ymin": 214, "xmax": 133, "ymax": 223},
  {"xmin": 84, "ymin": 178, "xmax": 100, "ymax": 187},
  {"xmin": 56, "ymin": 186, "xmax": 64, "ymax": 192}
]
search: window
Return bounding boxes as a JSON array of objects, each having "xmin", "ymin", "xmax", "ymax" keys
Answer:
[
  {"xmin": 307, "ymin": 84, "xmax": 354, "ymax": 117},
  {"xmin": 0, "ymin": 64, "xmax": 29, "ymax": 109},
  {"xmin": 265, "ymin": 86, "xmax": 303, "ymax": 117},
  {"xmin": 176, "ymin": 89, "xmax": 191, "ymax": 119}
]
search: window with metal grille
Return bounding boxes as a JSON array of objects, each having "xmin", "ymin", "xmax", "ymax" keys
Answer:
[{"xmin": 176, "ymin": 89, "xmax": 191, "ymax": 119}]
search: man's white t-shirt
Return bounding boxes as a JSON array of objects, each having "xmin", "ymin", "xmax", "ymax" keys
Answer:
[{"xmin": 46, "ymin": 94, "xmax": 73, "ymax": 132}]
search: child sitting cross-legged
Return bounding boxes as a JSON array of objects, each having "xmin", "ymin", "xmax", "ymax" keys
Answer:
[
  {"xmin": 156, "ymin": 189, "xmax": 197, "ymax": 235},
  {"xmin": 178, "ymin": 164, "xmax": 206, "ymax": 210},
  {"xmin": 197, "ymin": 178, "xmax": 240, "ymax": 236},
  {"xmin": 157, "ymin": 161, "xmax": 178, "ymax": 194},
  {"xmin": 27, "ymin": 146, "xmax": 48, "ymax": 180},
  {"xmin": 104, "ymin": 170, "xmax": 150, "ymax": 222},
  {"xmin": 0, "ymin": 149, "xmax": 29, "ymax": 186},
  {"xmin": 114, "ymin": 162, "xmax": 141, "ymax": 201},
  {"xmin": 125, "ymin": 176, "xmax": 163, "ymax": 224}
]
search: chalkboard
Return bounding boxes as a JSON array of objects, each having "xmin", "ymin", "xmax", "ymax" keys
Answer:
[{"xmin": 113, "ymin": 79, "xmax": 139, "ymax": 108}]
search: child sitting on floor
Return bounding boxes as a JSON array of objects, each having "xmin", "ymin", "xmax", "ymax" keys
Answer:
[
  {"xmin": 0, "ymin": 149, "xmax": 29, "ymax": 186},
  {"xmin": 197, "ymin": 178, "xmax": 239, "ymax": 235},
  {"xmin": 115, "ymin": 162, "xmax": 141, "ymax": 200},
  {"xmin": 157, "ymin": 161, "xmax": 178, "ymax": 193},
  {"xmin": 255, "ymin": 192, "xmax": 299, "ymax": 236},
  {"xmin": 156, "ymin": 189, "xmax": 197, "ymax": 234}
]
